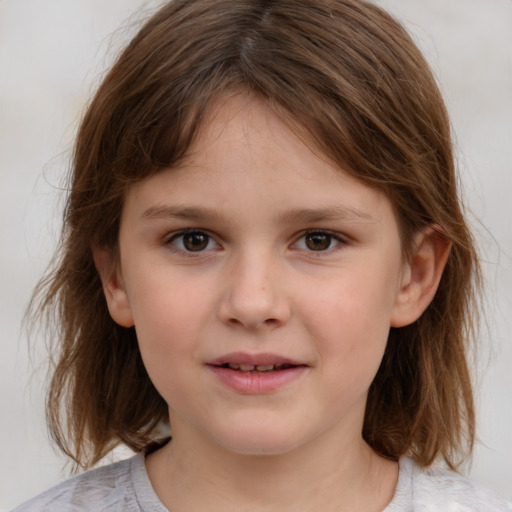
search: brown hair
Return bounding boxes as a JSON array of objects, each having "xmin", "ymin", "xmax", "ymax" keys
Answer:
[{"xmin": 32, "ymin": 0, "xmax": 479, "ymax": 470}]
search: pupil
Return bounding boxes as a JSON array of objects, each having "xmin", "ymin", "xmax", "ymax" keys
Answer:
[
  {"xmin": 305, "ymin": 233, "xmax": 331, "ymax": 251},
  {"xmin": 183, "ymin": 232, "xmax": 208, "ymax": 251}
]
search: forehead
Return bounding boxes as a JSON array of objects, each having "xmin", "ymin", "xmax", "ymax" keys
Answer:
[
  {"xmin": 122, "ymin": 94, "xmax": 397, "ymax": 230},
  {"xmin": 181, "ymin": 93, "xmax": 334, "ymax": 177}
]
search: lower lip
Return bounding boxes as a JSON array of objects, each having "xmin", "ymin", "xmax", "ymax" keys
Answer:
[{"xmin": 207, "ymin": 365, "xmax": 307, "ymax": 394}]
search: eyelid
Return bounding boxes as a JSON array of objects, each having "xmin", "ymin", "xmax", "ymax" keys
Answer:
[
  {"xmin": 163, "ymin": 227, "xmax": 209, "ymax": 242},
  {"xmin": 292, "ymin": 229, "xmax": 348, "ymax": 252},
  {"xmin": 163, "ymin": 228, "xmax": 221, "ymax": 253},
  {"xmin": 161, "ymin": 227, "xmax": 347, "ymax": 255}
]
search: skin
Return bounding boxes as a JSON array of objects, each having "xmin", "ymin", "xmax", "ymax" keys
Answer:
[{"xmin": 95, "ymin": 95, "xmax": 450, "ymax": 511}]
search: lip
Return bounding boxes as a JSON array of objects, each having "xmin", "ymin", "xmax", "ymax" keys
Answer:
[
  {"xmin": 208, "ymin": 351, "xmax": 305, "ymax": 367},
  {"xmin": 206, "ymin": 352, "xmax": 309, "ymax": 394}
]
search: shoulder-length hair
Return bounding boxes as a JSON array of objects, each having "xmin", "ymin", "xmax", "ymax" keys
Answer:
[{"xmin": 33, "ymin": 0, "xmax": 479, "ymax": 470}]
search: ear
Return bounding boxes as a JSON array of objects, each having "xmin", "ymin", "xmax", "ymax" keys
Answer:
[
  {"xmin": 391, "ymin": 227, "xmax": 451, "ymax": 328},
  {"xmin": 92, "ymin": 245, "xmax": 135, "ymax": 328}
]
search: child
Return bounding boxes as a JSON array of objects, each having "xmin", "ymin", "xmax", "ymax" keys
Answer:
[{"xmin": 13, "ymin": 0, "xmax": 512, "ymax": 510}]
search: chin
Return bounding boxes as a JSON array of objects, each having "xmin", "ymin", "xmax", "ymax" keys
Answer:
[
  {"xmin": 223, "ymin": 440, "xmax": 301, "ymax": 457},
  {"xmin": 208, "ymin": 424, "xmax": 308, "ymax": 457}
]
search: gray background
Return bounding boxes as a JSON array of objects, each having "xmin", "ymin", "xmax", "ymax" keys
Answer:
[{"xmin": 1, "ymin": 0, "xmax": 511, "ymax": 509}]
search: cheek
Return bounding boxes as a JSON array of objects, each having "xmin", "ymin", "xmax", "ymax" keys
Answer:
[
  {"xmin": 125, "ymin": 272, "xmax": 215, "ymax": 377},
  {"xmin": 127, "ymin": 266, "xmax": 213, "ymax": 334},
  {"xmin": 298, "ymin": 263, "xmax": 399, "ymax": 367},
  {"xmin": 130, "ymin": 290, "xmax": 204, "ymax": 406}
]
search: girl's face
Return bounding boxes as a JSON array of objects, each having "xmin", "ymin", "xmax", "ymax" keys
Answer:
[{"xmin": 105, "ymin": 95, "xmax": 414, "ymax": 456}]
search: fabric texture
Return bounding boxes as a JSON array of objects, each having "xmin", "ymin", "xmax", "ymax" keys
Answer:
[{"xmin": 12, "ymin": 453, "xmax": 512, "ymax": 511}]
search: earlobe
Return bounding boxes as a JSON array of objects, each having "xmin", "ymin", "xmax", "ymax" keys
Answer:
[
  {"xmin": 92, "ymin": 245, "xmax": 135, "ymax": 328},
  {"xmin": 391, "ymin": 227, "xmax": 451, "ymax": 328}
]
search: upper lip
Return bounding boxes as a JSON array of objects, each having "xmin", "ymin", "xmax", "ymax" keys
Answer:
[{"xmin": 208, "ymin": 352, "xmax": 306, "ymax": 367}]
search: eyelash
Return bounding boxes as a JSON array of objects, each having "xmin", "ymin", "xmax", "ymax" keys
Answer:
[
  {"xmin": 295, "ymin": 230, "xmax": 346, "ymax": 253},
  {"xmin": 164, "ymin": 229, "xmax": 220, "ymax": 254},
  {"xmin": 163, "ymin": 229, "xmax": 347, "ymax": 255}
]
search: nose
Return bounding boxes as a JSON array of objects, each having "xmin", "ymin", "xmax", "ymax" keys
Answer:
[{"xmin": 217, "ymin": 250, "xmax": 291, "ymax": 330}]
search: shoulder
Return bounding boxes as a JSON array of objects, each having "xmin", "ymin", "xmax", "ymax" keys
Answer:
[
  {"xmin": 397, "ymin": 457, "xmax": 512, "ymax": 512},
  {"xmin": 10, "ymin": 453, "xmax": 167, "ymax": 512}
]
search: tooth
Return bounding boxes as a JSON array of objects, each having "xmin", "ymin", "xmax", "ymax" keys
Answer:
[
  {"xmin": 256, "ymin": 365, "xmax": 274, "ymax": 371},
  {"xmin": 228, "ymin": 363, "xmax": 240, "ymax": 370},
  {"xmin": 239, "ymin": 364, "xmax": 256, "ymax": 371}
]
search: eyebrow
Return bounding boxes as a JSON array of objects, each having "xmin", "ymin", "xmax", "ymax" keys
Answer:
[
  {"xmin": 142, "ymin": 205, "xmax": 226, "ymax": 222},
  {"xmin": 275, "ymin": 206, "xmax": 375, "ymax": 224},
  {"xmin": 142, "ymin": 204, "xmax": 375, "ymax": 224}
]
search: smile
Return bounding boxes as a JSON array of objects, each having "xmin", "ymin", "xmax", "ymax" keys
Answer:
[
  {"xmin": 221, "ymin": 363, "xmax": 297, "ymax": 373},
  {"xmin": 207, "ymin": 353, "xmax": 308, "ymax": 394}
]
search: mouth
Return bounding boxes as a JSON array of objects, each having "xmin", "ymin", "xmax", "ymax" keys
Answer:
[
  {"xmin": 207, "ymin": 354, "xmax": 308, "ymax": 394},
  {"xmin": 215, "ymin": 363, "xmax": 301, "ymax": 373},
  {"xmin": 207, "ymin": 352, "xmax": 307, "ymax": 372}
]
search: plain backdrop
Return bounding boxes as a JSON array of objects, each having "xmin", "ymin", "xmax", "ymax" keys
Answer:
[{"xmin": 1, "ymin": 0, "xmax": 511, "ymax": 509}]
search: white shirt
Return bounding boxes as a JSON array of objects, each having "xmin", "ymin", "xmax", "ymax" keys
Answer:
[{"xmin": 11, "ymin": 453, "xmax": 512, "ymax": 511}]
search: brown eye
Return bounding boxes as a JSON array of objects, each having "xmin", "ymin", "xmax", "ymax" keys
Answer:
[
  {"xmin": 304, "ymin": 232, "xmax": 333, "ymax": 251},
  {"xmin": 169, "ymin": 231, "xmax": 215, "ymax": 252},
  {"xmin": 182, "ymin": 232, "xmax": 210, "ymax": 251}
]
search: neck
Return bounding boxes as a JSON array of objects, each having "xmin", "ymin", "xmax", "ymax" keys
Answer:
[{"xmin": 146, "ymin": 421, "xmax": 398, "ymax": 512}]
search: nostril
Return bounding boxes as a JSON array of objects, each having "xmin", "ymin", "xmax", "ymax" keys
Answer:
[
  {"xmin": 218, "ymin": 285, "xmax": 291, "ymax": 329},
  {"xmin": 226, "ymin": 316, "xmax": 281, "ymax": 329}
]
